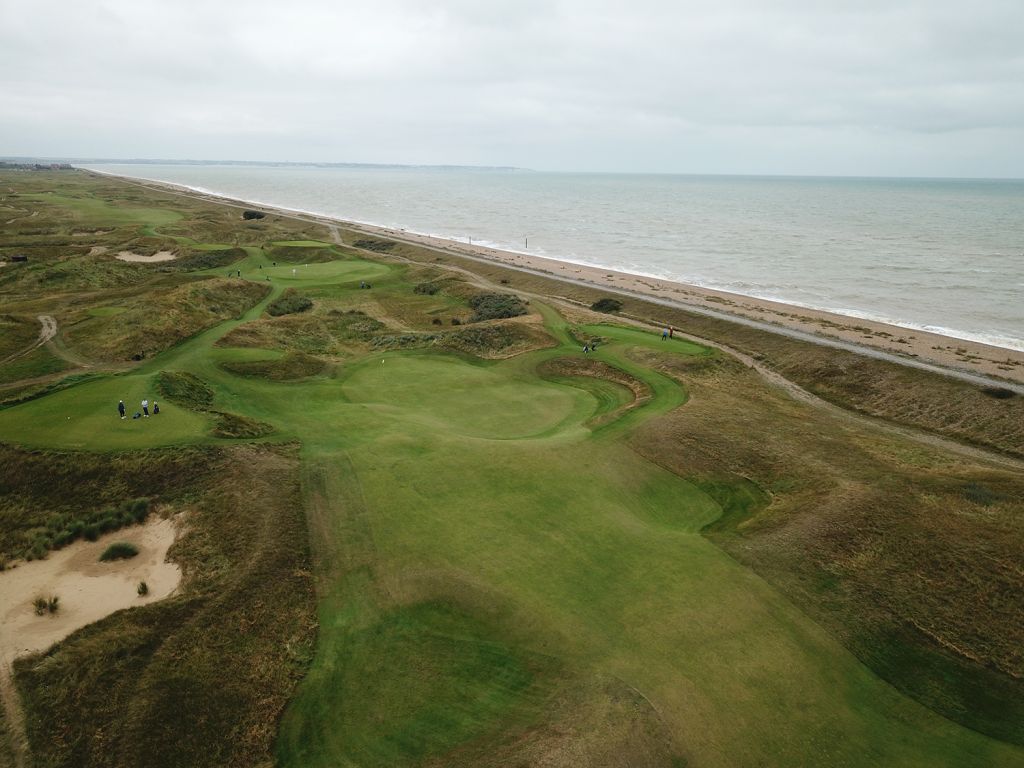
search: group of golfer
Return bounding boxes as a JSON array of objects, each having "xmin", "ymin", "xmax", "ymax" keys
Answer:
[{"xmin": 117, "ymin": 398, "xmax": 159, "ymax": 420}]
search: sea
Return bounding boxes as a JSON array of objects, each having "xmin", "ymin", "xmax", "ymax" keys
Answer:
[{"xmin": 83, "ymin": 164, "xmax": 1024, "ymax": 351}]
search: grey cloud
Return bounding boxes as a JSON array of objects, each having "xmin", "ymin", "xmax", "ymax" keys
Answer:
[{"xmin": 1, "ymin": 0, "xmax": 1022, "ymax": 175}]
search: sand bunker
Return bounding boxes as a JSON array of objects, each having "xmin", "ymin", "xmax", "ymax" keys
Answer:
[
  {"xmin": 88, "ymin": 245, "xmax": 108, "ymax": 256},
  {"xmin": 116, "ymin": 250, "xmax": 176, "ymax": 263},
  {"xmin": 0, "ymin": 516, "xmax": 181, "ymax": 662}
]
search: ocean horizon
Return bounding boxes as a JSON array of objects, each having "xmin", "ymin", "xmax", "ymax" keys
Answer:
[{"xmin": 84, "ymin": 163, "xmax": 1024, "ymax": 351}]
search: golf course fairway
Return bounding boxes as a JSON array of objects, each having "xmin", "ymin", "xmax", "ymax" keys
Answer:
[{"xmin": 3, "ymin": 175, "xmax": 1022, "ymax": 768}]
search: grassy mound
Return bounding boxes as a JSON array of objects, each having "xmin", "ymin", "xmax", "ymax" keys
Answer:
[
  {"xmin": 468, "ymin": 293, "xmax": 528, "ymax": 322},
  {"xmin": 156, "ymin": 371, "xmax": 214, "ymax": 409},
  {"xmin": 172, "ymin": 247, "xmax": 247, "ymax": 272},
  {"xmin": 65, "ymin": 278, "xmax": 269, "ymax": 362},
  {"xmin": 212, "ymin": 411, "xmax": 275, "ymax": 439},
  {"xmin": 266, "ymin": 244, "xmax": 336, "ymax": 263},
  {"xmin": 220, "ymin": 352, "xmax": 328, "ymax": 381},
  {"xmin": 217, "ymin": 310, "xmax": 386, "ymax": 355},
  {"xmin": 267, "ymin": 289, "xmax": 314, "ymax": 317}
]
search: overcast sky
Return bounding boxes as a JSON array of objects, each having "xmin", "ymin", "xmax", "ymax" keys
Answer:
[{"xmin": 2, "ymin": 0, "xmax": 1023, "ymax": 176}]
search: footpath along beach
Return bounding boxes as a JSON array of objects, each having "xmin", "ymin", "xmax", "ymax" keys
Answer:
[{"xmin": 94, "ymin": 171, "xmax": 1024, "ymax": 387}]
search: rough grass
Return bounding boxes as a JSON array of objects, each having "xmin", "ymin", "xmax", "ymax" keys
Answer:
[
  {"xmin": 172, "ymin": 247, "xmax": 247, "ymax": 272},
  {"xmin": 628, "ymin": 347, "xmax": 1024, "ymax": 743},
  {"xmin": 156, "ymin": 370, "xmax": 214, "ymax": 409},
  {"xmin": 220, "ymin": 351, "xmax": 328, "ymax": 381},
  {"xmin": 212, "ymin": 411, "xmax": 275, "ymax": 439},
  {"xmin": 217, "ymin": 309, "xmax": 387, "ymax": 356},
  {"xmin": 0, "ymin": 443, "xmax": 210, "ymax": 562},
  {"xmin": 64, "ymin": 278, "xmax": 269, "ymax": 362},
  {"xmin": 267, "ymin": 289, "xmax": 314, "ymax": 317},
  {"xmin": 14, "ymin": 444, "xmax": 317, "ymax": 768},
  {"xmin": 0, "ymin": 314, "xmax": 40, "ymax": 359}
]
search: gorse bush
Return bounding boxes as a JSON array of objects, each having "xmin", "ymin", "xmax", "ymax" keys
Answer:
[
  {"xmin": 590, "ymin": 297, "xmax": 623, "ymax": 313},
  {"xmin": 413, "ymin": 281, "xmax": 444, "ymax": 295},
  {"xmin": 353, "ymin": 238, "xmax": 395, "ymax": 252},
  {"xmin": 100, "ymin": 542, "xmax": 139, "ymax": 561},
  {"xmin": 468, "ymin": 293, "xmax": 528, "ymax": 322}
]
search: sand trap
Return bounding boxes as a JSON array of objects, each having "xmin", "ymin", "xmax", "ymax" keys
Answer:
[
  {"xmin": 88, "ymin": 245, "xmax": 108, "ymax": 256},
  {"xmin": 0, "ymin": 516, "xmax": 182, "ymax": 661},
  {"xmin": 116, "ymin": 250, "xmax": 176, "ymax": 263}
]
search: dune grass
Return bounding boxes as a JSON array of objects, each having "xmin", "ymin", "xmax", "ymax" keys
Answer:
[{"xmin": 98, "ymin": 541, "xmax": 138, "ymax": 561}]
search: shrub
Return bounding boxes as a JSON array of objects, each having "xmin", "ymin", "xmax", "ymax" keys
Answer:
[
  {"xmin": 468, "ymin": 293, "xmax": 527, "ymax": 322},
  {"xmin": 174, "ymin": 248, "xmax": 246, "ymax": 272},
  {"xmin": 47, "ymin": 595, "xmax": 59, "ymax": 613},
  {"xmin": 353, "ymin": 239, "xmax": 395, "ymax": 252},
  {"xmin": 33, "ymin": 596, "xmax": 47, "ymax": 615},
  {"xmin": 451, "ymin": 318, "xmax": 462, "ymax": 326},
  {"xmin": 981, "ymin": 386, "xmax": 1016, "ymax": 400},
  {"xmin": 431, "ymin": 317, "xmax": 443, "ymax": 325},
  {"xmin": 242, "ymin": 210, "xmax": 266, "ymax": 220},
  {"xmin": 591, "ymin": 297, "xmax": 623, "ymax": 313},
  {"xmin": 99, "ymin": 542, "xmax": 139, "ymax": 561},
  {"xmin": 267, "ymin": 290, "xmax": 313, "ymax": 317},
  {"xmin": 413, "ymin": 281, "xmax": 444, "ymax": 295},
  {"xmin": 137, "ymin": 581, "xmax": 149, "ymax": 596}
]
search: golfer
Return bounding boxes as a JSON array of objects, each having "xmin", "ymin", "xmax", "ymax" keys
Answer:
[
  {"xmin": 118, "ymin": 400, "xmax": 126, "ymax": 419},
  {"xmin": 142, "ymin": 398, "xmax": 150, "ymax": 417}
]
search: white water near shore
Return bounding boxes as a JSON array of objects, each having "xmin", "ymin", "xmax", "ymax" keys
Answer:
[{"xmin": 85, "ymin": 164, "xmax": 1024, "ymax": 350}]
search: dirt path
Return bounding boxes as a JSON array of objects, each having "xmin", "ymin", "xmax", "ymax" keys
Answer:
[{"xmin": 0, "ymin": 316, "xmax": 58, "ymax": 367}]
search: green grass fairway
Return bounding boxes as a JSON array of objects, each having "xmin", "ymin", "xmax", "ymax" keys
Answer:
[{"xmin": 3, "ymin": 187, "xmax": 1023, "ymax": 768}]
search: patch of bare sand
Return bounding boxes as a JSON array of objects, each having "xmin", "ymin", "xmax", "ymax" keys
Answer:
[
  {"xmin": 116, "ymin": 250, "xmax": 176, "ymax": 263},
  {"xmin": 0, "ymin": 516, "xmax": 181, "ymax": 662},
  {"xmin": 88, "ymin": 245, "xmax": 107, "ymax": 256}
]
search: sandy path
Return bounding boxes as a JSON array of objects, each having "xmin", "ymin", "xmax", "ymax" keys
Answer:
[{"xmin": 0, "ymin": 517, "xmax": 182, "ymax": 765}]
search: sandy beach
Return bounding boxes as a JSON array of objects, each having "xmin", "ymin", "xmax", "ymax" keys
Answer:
[{"xmin": 98, "ymin": 172, "xmax": 1024, "ymax": 386}]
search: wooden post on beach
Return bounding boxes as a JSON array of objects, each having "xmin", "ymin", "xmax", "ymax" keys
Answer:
[{"xmin": 524, "ymin": 236, "xmax": 528, "ymax": 249}]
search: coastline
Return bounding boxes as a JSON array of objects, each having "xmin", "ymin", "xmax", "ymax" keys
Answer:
[{"xmin": 86, "ymin": 169, "xmax": 1024, "ymax": 386}]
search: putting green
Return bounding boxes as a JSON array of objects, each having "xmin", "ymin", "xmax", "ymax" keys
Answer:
[
  {"xmin": 261, "ymin": 260, "xmax": 390, "ymax": 284},
  {"xmin": 342, "ymin": 355, "xmax": 582, "ymax": 439}
]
